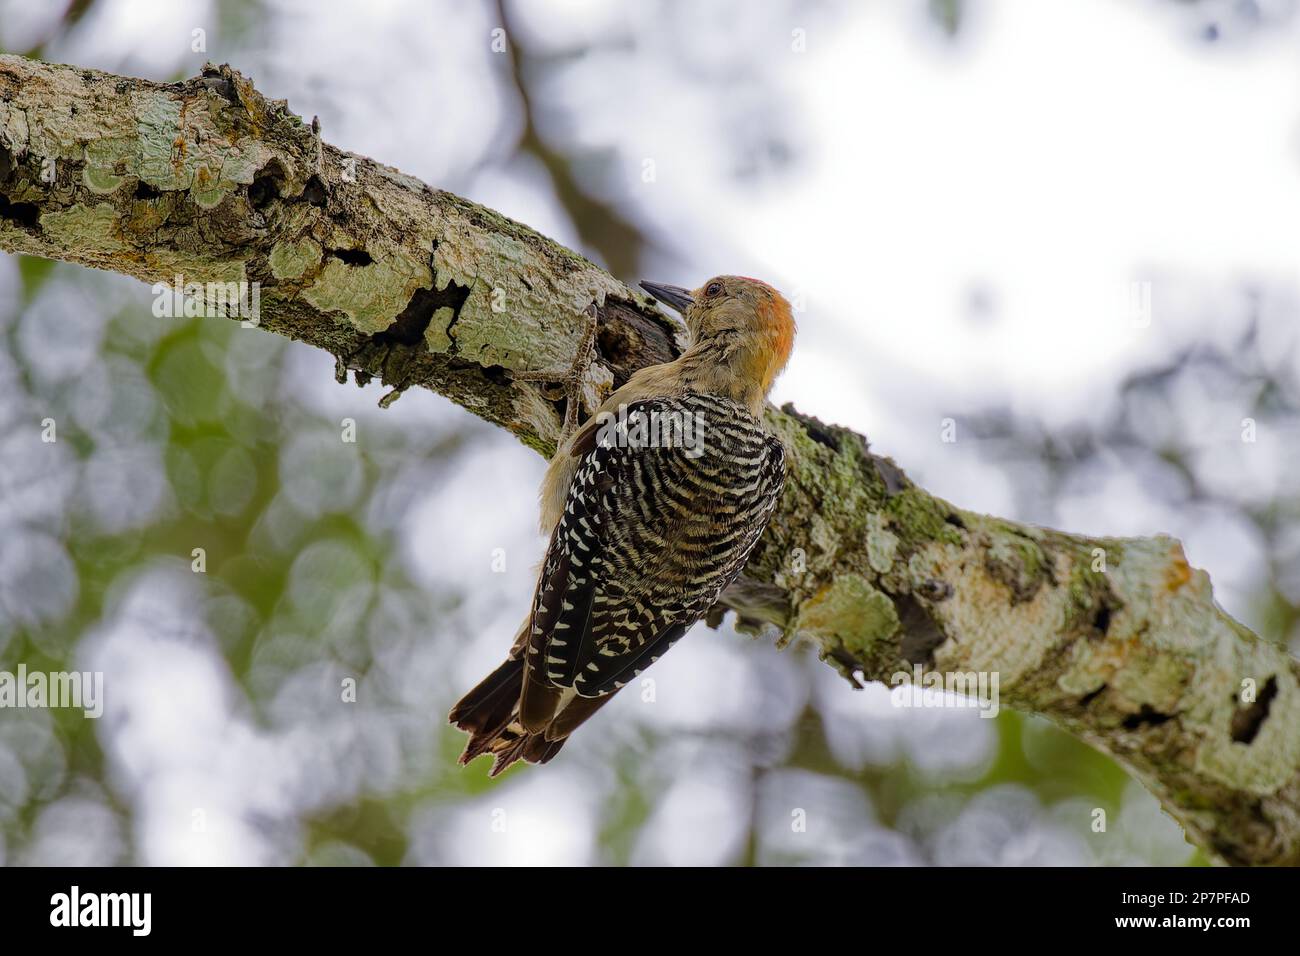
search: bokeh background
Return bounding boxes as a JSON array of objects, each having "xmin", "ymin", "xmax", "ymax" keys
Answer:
[{"xmin": 2, "ymin": 0, "xmax": 1299, "ymax": 866}]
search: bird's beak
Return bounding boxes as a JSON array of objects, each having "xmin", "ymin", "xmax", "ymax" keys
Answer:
[{"xmin": 639, "ymin": 281, "xmax": 694, "ymax": 316}]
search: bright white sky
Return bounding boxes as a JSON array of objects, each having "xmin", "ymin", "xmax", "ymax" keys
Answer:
[{"xmin": 757, "ymin": 0, "xmax": 1300, "ymax": 420}]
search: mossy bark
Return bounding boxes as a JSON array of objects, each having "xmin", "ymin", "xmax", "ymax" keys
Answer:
[{"xmin": 3, "ymin": 54, "xmax": 1297, "ymax": 866}]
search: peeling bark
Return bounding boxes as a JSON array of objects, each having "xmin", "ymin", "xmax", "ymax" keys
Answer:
[{"xmin": 2, "ymin": 54, "xmax": 1297, "ymax": 866}]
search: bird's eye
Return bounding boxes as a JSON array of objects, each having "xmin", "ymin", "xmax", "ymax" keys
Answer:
[{"xmin": 705, "ymin": 281, "xmax": 723, "ymax": 297}]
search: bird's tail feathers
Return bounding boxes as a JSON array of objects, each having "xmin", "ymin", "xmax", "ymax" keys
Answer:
[{"xmin": 448, "ymin": 656, "xmax": 568, "ymax": 776}]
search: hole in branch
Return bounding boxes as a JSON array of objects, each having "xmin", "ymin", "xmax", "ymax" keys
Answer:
[
  {"xmin": 372, "ymin": 276, "xmax": 470, "ymax": 348},
  {"xmin": 1122, "ymin": 705, "xmax": 1174, "ymax": 731},
  {"xmin": 248, "ymin": 159, "xmax": 288, "ymax": 209},
  {"xmin": 1230, "ymin": 675, "xmax": 1278, "ymax": 744},
  {"xmin": 302, "ymin": 174, "xmax": 328, "ymax": 207},
  {"xmin": 248, "ymin": 176, "xmax": 277, "ymax": 208},
  {"xmin": 1078, "ymin": 685, "xmax": 1106, "ymax": 708},
  {"xmin": 0, "ymin": 194, "xmax": 39, "ymax": 230},
  {"xmin": 329, "ymin": 248, "xmax": 373, "ymax": 266},
  {"xmin": 480, "ymin": 364, "xmax": 512, "ymax": 387}
]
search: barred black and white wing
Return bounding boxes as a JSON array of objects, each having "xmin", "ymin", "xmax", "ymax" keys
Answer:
[{"xmin": 525, "ymin": 394, "xmax": 786, "ymax": 704}]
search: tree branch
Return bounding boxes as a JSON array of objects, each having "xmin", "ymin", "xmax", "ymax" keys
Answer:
[{"xmin": 2, "ymin": 54, "xmax": 1297, "ymax": 866}]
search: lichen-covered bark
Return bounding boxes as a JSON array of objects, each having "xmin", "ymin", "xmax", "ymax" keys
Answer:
[
  {"xmin": 0, "ymin": 54, "xmax": 675, "ymax": 457},
  {"xmin": 2, "ymin": 54, "xmax": 1297, "ymax": 866},
  {"xmin": 745, "ymin": 411, "xmax": 1300, "ymax": 866}
]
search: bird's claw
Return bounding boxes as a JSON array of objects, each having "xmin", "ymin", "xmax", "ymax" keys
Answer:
[{"xmin": 511, "ymin": 306, "xmax": 601, "ymax": 440}]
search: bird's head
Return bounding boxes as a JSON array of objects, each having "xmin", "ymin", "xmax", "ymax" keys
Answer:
[{"xmin": 640, "ymin": 275, "xmax": 796, "ymax": 395}]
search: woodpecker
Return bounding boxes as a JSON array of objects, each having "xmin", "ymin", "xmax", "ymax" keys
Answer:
[{"xmin": 449, "ymin": 275, "xmax": 796, "ymax": 775}]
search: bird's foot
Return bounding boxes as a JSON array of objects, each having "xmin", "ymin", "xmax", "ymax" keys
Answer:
[{"xmin": 511, "ymin": 305, "xmax": 602, "ymax": 442}]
